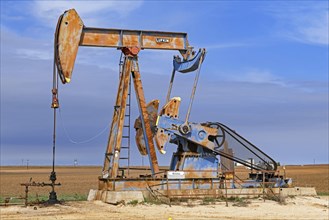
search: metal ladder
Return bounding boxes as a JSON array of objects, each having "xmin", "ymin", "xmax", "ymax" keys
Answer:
[{"xmin": 118, "ymin": 54, "xmax": 131, "ymax": 176}]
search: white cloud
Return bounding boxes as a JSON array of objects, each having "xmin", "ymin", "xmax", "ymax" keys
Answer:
[
  {"xmin": 225, "ymin": 69, "xmax": 286, "ymax": 86},
  {"xmin": 203, "ymin": 43, "xmax": 249, "ymax": 50},
  {"xmin": 0, "ymin": 14, "xmax": 25, "ymax": 21},
  {"xmin": 268, "ymin": 3, "xmax": 328, "ymax": 45},
  {"xmin": 32, "ymin": 0, "xmax": 143, "ymax": 27},
  {"xmin": 1, "ymin": 27, "xmax": 52, "ymax": 61},
  {"xmin": 16, "ymin": 48, "xmax": 52, "ymax": 60},
  {"xmin": 286, "ymin": 10, "xmax": 328, "ymax": 45},
  {"xmin": 219, "ymin": 69, "xmax": 327, "ymax": 93}
]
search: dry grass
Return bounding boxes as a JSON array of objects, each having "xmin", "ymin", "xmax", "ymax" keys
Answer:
[
  {"xmin": 282, "ymin": 165, "xmax": 329, "ymax": 193},
  {"xmin": 0, "ymin": 164, "xmax": 328, "ymax": 199},
  {"xmin": 0, "ymin": 166, "xmax": 100, "ymax": 198}
]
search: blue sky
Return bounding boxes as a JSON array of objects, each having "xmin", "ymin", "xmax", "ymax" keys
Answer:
[{"xmin": 1, "ymin": 1, "xmax": 328, "ymax": 166}]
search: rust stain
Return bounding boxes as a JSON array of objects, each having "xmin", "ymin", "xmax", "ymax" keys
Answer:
[
  {"xmin": 132, "ymin": 67, "xmax": 160, "ymax": 174},
  {"xmin": 134, "ymin": 100, "xmax": 159, "ymax": 155},
  {"xmin": 56, "ymin": 9, "xmax": 194, "ymax": 85},
  {"xmin": 57, "ymin": 9, "xmax": 84, "ymax": 83},
  {"xmin": 142, "ymin": 35, "xmax": 185, "ymax": 50},
  {"xmin": 81, "ymin": 30, "xmax": 120, "ymax": 47},
  {"xmin": 135, "ymin": 128, "xmax": 147, "ymax": 155},
  {"xmin": 155, "ymin": 129, "xmax": 169, "ymax": 154},
  {"xmin": 191, "ymin": 124, "xmax": 218, "ymax": 150},
  {"xmin": 155, "ymin": 97, "xmax": 181, "ymax": 153},
  {"xmin": 102, "ymin": 56, "xmax": 132, "ymax": 178},
  {"xmin": 109, "ymin": 57, "xmax": 132, "ymax": 178},
  {"xmin": 160, "ymin": 97, "xmax": 181, "ymax": 118},
  {"xmin": 80, "ymin": 28, "xmax": 188, "ymax": 51},
  {"xmin": 122, "ymin": 32, "xmax": 140, "ymax": 47},
  {"xmin": 98, "ymin": 178, "xmax": 222, "ymax": 192}
]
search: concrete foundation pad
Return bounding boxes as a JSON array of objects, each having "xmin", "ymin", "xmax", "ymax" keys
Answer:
[
  {"xmin": 87, "ymin": 189, "xmax": 98, "ymax": 201},
  {"xmin": 272, "ymin": 187, "xmax": 317, "ymax": 197},
  {"xmin": 88, "ymin": 186, "xmax": 317, "ymax": 203},
  {"xmin": 224, "ymin": 187, "xmax": 317, "ymax": 198},
  {"xmin": 297, "ymin": 187, "xmax": 317, "ymax": 196},
  {"xmin": 88, "ymin": 189, "xmax": 144, "ymax": 204}
]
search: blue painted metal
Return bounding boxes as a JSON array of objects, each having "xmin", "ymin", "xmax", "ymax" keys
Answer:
[
  {"xmin": 170, "ymin": 155, "xmax": 218, "ymax": 178},
  {"xmin": 183, "ymin": 156, "xmax": 218, "ymax": 170},
  {"xmin": 156, "ymin": 115, "xmax": 220, "ymax": 178},
  {"xmin": 173, "ymin": 49, "xmax": 205, "ymax": 73},
  {"xmin": 156, "ymin": 115, "xmax": 216, "ymax": 150}
]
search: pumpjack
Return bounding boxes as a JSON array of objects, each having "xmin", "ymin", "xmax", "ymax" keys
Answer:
[{"xmin": 51, "ymin": 9, "xmax": 290, "ymax": 196}]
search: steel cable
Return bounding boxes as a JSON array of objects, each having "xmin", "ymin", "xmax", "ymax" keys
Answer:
[{"xmin": 58, "ymin": 107, "xmax": 110, "ymax": 144}]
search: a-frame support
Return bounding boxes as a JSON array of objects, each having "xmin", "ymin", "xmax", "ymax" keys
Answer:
[{"xmin": 102, "ymin": 49, "xmax": 159, "ymax": 178}]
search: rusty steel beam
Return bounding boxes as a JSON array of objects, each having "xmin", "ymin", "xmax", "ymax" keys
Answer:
[
  {"xmin": 131, "ymin": 59, "xmax": 160, "ymax": 175},
  {"xmin": 55, "ymin": 9, "xmax": 193, "ymax": 84},
  {"xmin": 81, "ymin": 27, "xmax": 189, "ymax": 51},
  {"xmin": 104, "ymin": 55, "xmax": 160, "ymax": 177},
  {"xmin": 103, "ymin": 56, "xmax": 132, "ymax": 178}
]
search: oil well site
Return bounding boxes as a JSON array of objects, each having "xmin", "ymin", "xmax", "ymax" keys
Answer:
[{"xmin": 1, "ymin": 4, "xmax": 328, "ymax": 220}]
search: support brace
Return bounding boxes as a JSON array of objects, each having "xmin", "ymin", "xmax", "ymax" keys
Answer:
[{"xmin": 103, "ymin": 52, "xmax": 159, "ymax": 178}]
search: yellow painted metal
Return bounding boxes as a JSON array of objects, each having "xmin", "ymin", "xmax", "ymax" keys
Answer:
[{"xmin": 155, "ymin": 97, "xmax": 182, "ymax": 154}]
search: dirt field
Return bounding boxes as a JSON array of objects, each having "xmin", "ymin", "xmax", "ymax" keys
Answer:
[
  {"xmin": 1, "ymin": 196, "xmax": 328, "ymax": 220},
  {"xmin": 0, "ymin": 165, "xmax": 328, "ymax": 219},
  {"xmin": 283, "ymin": 165, "xmax": 329, "ymax": 193},
  {"xmin": 0, "ymin": 166, "xmax": 159, "ymax": 198},
  {"xmin": 1, "ymin": 164, "xmax": 328, "ymax": 198}
]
